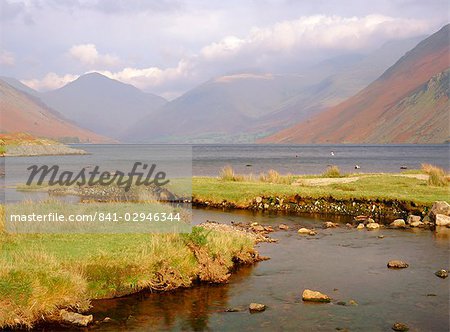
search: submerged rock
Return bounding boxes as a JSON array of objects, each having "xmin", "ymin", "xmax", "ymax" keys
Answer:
[
  {"xmin": 434, "ymin": 269, "xmax": 449, "ymax": 279},
  {"xmin": 278, "ymin": 224, "xmax": 289, "ymax": 230},
  {"xmin": 390, "ymin": 219, "xmax": 406, "ymax": 228},
  {"xmin": 392, "ymin": 322, "xmax": 409, "ymax": 331},
  {"xmin": 435, "ymin": 214, "xmax": 450, "ymax": 226},
  {"xmin": 302, "ymin": 289, "xmax": 331, "ymax": 303},
  {"xmin": 348, "ymin": 299, "xmax": 358, "ymax": 306},
  {"xmin": 387, "ymin": 260, "xmax": 409, "ymax": 269},
  {"xmin": 249, "ymin": 303, "xmax": 266, "ymax": 312},
  {"xmin": 59, "ymin": 310, "xmax": 93, "ymax": 327}
]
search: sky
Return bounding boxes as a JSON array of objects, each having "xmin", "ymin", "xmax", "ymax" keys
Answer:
[{"xmin": 0, "ymin": 0, "xmax": 448, "ymax": 99}]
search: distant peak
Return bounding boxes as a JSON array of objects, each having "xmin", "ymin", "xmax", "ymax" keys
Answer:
[
  {"xmin": 214, "ymin": 73, "xmax": 273, "ymax": 83},
  {"xmin": 79, "ymin": 72, "xmax": 110, "ymax": 80}
]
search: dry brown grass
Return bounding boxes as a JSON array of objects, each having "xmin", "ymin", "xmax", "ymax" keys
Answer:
[{"xmin": 421, "ymin": 163, "xmax": 448, "ymax": 187}]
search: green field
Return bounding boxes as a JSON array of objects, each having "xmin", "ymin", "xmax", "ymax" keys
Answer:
[{"xmin": 192, "ymin": 173, "xmax": 449, "ymax": 206}]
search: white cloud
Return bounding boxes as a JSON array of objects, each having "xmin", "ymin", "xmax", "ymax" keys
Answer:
[
  {"xmin": 68, "ymin": 43, "xmax": 120, "ymax": 68},
  {"xmin": 0, "ymin": 50, "xmax": 15, "ymax": 66},
  {"xmin": 22, "ymin": 15, "xmax": 431, "ymax": 94},
  {"xmin": 21, "ymin": 72, "xmax": 79, "ymax": 91}
]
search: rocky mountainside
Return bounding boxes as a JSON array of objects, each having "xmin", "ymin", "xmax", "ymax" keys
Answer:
[{"xmin": 261, "ymin": 24, "xmax": 449, "ymax": 144}]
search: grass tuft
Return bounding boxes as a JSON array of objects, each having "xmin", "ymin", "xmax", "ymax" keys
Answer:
[
  {"xmin": 421, "ymin": 163, "xmax": 448, "ymax": 187},
  {"xmin": 322, "ymin": 166, "xmax": 342, "ymax": 178}
]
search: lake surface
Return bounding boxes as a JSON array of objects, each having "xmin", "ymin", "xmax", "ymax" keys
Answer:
[{"xmin": 81, "ymin": 209, "xmax": 448, "ymax": 331}]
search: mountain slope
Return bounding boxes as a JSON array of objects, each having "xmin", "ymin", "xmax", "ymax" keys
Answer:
[
  {"xmin": 0, "ymin": 80, "xmax": 111, "ymax": 143},
  {"xmin": 42, "ymin": 73, "xmax": 167, "ymax": 138},
  {"xmin": 124, "ymin": 36, "xmax": 424, "ymax": 143},
  {"xmin": 261, "ymin": 25, "xmax": 449, "ymax": 144}
]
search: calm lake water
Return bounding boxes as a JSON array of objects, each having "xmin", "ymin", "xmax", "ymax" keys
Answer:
[{"xmin": 59, "ymin": 209, "xmax": 448, "ymax": 332}]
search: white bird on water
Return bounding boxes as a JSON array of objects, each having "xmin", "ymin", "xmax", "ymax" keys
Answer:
[
  {"xmin": 330, "ymin": 151, "xmax": 335, "ymax": 156},
  {"xmin": 355, "ymin": 165, "xmax": 360, "ymax": 169}
]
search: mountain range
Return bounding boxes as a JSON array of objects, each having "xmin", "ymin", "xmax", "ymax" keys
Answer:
[
  {"xmin": 1, "ymin": 25, "xmax": 448, "ymax": 144},
  {"xmin": 0, "ymin": 79, "xmax": 111, "ymax": 143},
  {"xmin": 261, "ymin": 24, "xmax": 449, "ymax": 144}
]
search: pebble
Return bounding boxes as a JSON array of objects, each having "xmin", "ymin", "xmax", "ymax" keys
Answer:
[{"xmin": 392, "ymin": 322, "xmax": 409, "ymax": 331}]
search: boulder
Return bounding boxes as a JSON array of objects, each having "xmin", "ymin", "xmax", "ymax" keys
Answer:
[
  {"xmin": 59, "ymin": 310, "xmax": 93, "ymax": 327},
  {"xmin": 302, "ymin": 289, "xmax": 331, "ymax": 303},
  {"xmin": 356, "ymin": 223, "xmax": 365, "ymax": 230},
  {"xmin": 366, "ymin": 218, "xmax": 376, "ymax": 224},
  {"xmin": 249, "ymin": 303, "xmax": 266, "ymax": 312},
  {"xmin": 354, "ymin": 215, "xmax": 369, "ymax": 222},
  {"xmin": 410, "ymin": 220, "xmax": 424, "ymax": 227},
  {"xmin": 345, "ymin": 223, "xmax": 353, "ymax": 228},
  {"xmin": 278, "ymin": 224, "xmax": 289, "ymax": 230},
  {"xmin": 298, "ymin": 227, "xmax": 311, "ymax": 234},
  {"xmin": 308, "ymin": 230, "xmax": 317, "ymax": 236},
  {"xmin": 387, "ymin": 260, "xmax": 409, "ymax": 269},
  {"xmin": 251, "ymin": 225, "xmax": 265, "ymax": 232},
  {"xmin": 390, "ymin": 219, "xmax": 406, "ymax": 228},
  {"xmin": 323, "ymin": 221, "xmax": 339, "ymax": 228},
  {"xmin": 406, "ymin": 215, "xmax": 421, "ymax": 225},
  {"xmin": 392, "ymin": 322, "xmax": 409, "ymax": 331},
  {"xmin": 366, "ymin": 223, "xmax": 380, "ymax": 230},
  {"xmin": 429, "ymin": 201, "xmax": 450, "ymax": 221},
  {"xmin": 435, "ymin": 269, "xmax": 448, "ymax": 279},
  {"xmin": 435, "ymin": 214, "xmax": 450, "ymax": 226}
]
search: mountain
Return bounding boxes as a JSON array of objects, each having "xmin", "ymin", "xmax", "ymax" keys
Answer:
[
  {"xmin": 0, "ymin": 76, "xmax": 40, "ymax": 97},
  {"xmin": 123, "ymin": 73, "xmax": 312, "ymax": 143},
  {"xmin": 261, "ymin": 25, "xmax": 449, "ymax": 144},
  {"xmin": 123, "ymin": 36, "xmax": 424, "ymax": 143},
  {"xmin": 41, "ymin": 73, "xmax": 167, "ymax": 139},
  {"xmin": 0, "ymin": 79, "xmax": 111, "ymax": 143},
  {"xmin": 251, "ymin": 36, "xmax": 425, "ymax": 134}
]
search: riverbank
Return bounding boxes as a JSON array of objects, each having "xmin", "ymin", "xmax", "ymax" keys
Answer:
[
  {"xmin": 0, "ymin": 208, "xmax": 263, "ymax": 329},
  {"xmin": 0, "ymin": 133, "xmax": 86, "ymax": 157},
  {"xmin": 192, "ymin": 172, "xmax": 449, "ymax": 220}
]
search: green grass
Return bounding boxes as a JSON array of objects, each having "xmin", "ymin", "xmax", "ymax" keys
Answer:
[
  {"xmin": 322, "ymin": 165, "xmax": 342, "ymax": 178},
  {"xmin": 0, "ymin": 204, "xmax": 255, "ymax": 329},
  {"xmin": 193, "ymin": 173, "xmax": 449, "ymax": 206}
]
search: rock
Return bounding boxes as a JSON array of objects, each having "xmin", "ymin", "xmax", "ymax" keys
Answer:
[
  {"xmin": 324, "ymin": 221, "xmax": 339, "ymax": 228},
  {"xmin": 225, "ymin": 307, "xmax": 243, "ymax": 312},
  {"xmin": 345, "ymin": 223, "xmax": 353, "ymax": 228},
  {"xmin": 336, "ymin": 301, "xmax": 346, "ymax": 306},
  {"xmin": 354, "ymin": 215, "xmax": 369, "ymax": 222},
  {"xmin": 378, "ymin": 235, "xmax": 385, "ymax": 239},
  {"xmin": 348, "ymin": 299, "xmax": 358, "ymax": 306},
  {"xmin": 59, "ymin": 310, "xmax": 93, "ymax": 327},
  {"xmin": 410, "ymin": 220, "xmax": 423, "ymax": 227},
  {"xmin": 435, "ymin": 269, "xmax": 448, "ymax": 279},
  {"xmin": 429, "ymin": 201, "xmax": 450, "ymax": 221},
  {"xmin": 278, "ymin": 224, "xmax": 289, "ymax": 230},
  {"xmin": 298, "ymin": 227, "xmax": 311, "ymax": 234},
  {"xmin": 102, "ymin": 317, "xmax": 112, "ymax": 323},
  {"xmin": 255, "ymin": 196, "xmax": 263, "ymax": 203},
  {"xmin": 309, "ymin": 230, "xmax": 317, "ymax": 236},
  {"xmin": 251, "ymin": 225, "xmax": 265, "ymax": 232},
  {"xmin": 387, "ymin": 260, "xmax": 409, "ymax": 269},
  {"xmin": 392, "ymin": 322, "xmax": 409, "ymax": 331},
  {"xmin": 302, "ymin": 289, "xmax": 331, "ymax": 303},
  {"xmin": 250, "ymin": 222, "xmax": 259, "ymax": 227},
  {"xmin": 366, "ymin": 222, "xmax": 380, "ymax": 230},
  {"xmin": 356, "ymin": 223, "xmax": 365, "ymax": 230},
  {"xmin": 435, "ymin": 214, "xmax": 450, "ymax": 226},
  {"xmin": 390, "ymin": 219, "xmax": 406, "ymax": 228},
  {"xmin": 249, "ymin": 303, "xmax": 266, "ymax": 312},
  {"xmin": 366, "ymin": 218, "xmax": 376, "ymax": 224},
  {"xmin": 406, "ymin": 215, "xmax": 421, "ymax": 225},
  {"xmin": 264, "ymin": 226, "xmax": 274, "ymax": 232}
]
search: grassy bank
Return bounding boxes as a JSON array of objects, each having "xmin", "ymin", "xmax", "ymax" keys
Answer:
[
  {"xmin": 192, "ymin": 172, "xmax": 449, "ymax": 207},
  {"xmin": 0, "ymin": 205, "xmax": 257, "ymax": 329}
]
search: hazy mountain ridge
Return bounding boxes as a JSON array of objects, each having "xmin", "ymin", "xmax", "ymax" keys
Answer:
[
  {"xmin": 0, "ymin": 79, "xmax": 112, "ymax": 143},
  {"xmin": 261, "ymin": 25, "xmax": 449, "ymax": 144},
  {"xmin": 41, "ymin": 73, "xmax": 167, "ymax": 139}
]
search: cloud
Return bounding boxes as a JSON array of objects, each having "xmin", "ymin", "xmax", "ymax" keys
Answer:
[
  {"xmin": 68, "ymin": 44, "xmax": 120, "ymax": 68},
  {"xmin": 0, "ymin": 50, "xmax": 15, "ymax": 66},
  {"xmin": 21, "ymin": 14, "xmax": 432, "ymax": 95},
  {"xmin": 21, "ymin": 72, "xmax": 79, "ymax": 91}
]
